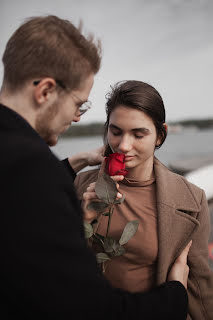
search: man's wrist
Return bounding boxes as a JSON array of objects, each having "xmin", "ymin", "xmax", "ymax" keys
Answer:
[{"xmin": 68, "ymin": 152, "xmax": 89, "ymax": 173}]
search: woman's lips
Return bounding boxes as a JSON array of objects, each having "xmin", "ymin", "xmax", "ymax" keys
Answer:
[{"xmin": 125, "ymin": 156, "xmax": 134, "ymax": 161}]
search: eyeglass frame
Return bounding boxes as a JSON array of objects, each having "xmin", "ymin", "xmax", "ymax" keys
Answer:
[{"xmin": 33, "ymin": 79, "xmax": 92, "ymax": 116}]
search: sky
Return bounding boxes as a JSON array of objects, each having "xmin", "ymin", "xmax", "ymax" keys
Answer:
[{"xmin": 0, "ymin": 0, "xmax": 213, "ymax": 124}]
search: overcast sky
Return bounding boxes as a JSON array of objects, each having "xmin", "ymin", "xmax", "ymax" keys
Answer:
[{"xmin": 0, "ymin": 0, "xmax": 213, "ymax": 124}]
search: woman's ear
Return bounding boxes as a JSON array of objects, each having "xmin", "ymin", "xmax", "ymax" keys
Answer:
[
  {"xmin": 156, "ymin": 123, "xmax": 168, "ymax": 147},
  {"xmin": 163, "ymin": 122, "xmax": 168, "ymax": 133}
]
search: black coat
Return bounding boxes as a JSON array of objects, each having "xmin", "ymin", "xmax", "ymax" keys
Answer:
[{"xmin": 0, "ymin": 103, "xmax": 188, "ymax": 319}]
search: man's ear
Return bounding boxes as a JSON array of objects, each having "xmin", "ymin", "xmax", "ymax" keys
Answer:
[{"xmin": 33, "ymin": 78, "xmax": 57, "ymax": 105}]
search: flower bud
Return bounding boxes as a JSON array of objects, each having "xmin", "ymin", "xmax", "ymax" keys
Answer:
[{"xmin": 105, "ymin": 153, "xmax": 128, "ymax": 176}]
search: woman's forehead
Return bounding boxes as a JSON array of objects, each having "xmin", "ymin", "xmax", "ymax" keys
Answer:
[{"xmin": 109, "ymin": 105, "xmax": 155, "ymax": 127}]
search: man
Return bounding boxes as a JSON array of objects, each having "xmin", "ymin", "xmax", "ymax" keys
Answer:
[{"xmin": 0, "ymin": 15, "xmax": 189, "ymax": 319}]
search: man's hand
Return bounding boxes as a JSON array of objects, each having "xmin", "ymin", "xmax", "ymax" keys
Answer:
[
  {"xmin": 87, "ymin": 146, "xmax": 104, "ymax": 166},
  {"xmin": 168, "ymin": 240, "xmax": 192, "ymax": 289},
  {"xmin": 68, "ymin": 146, "xmax": 104, "ymax": 173}
]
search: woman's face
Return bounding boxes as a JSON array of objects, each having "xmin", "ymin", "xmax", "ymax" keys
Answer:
[{"xmin": 107, "ymin": 105, "xmax": 162, "ymax": 174}]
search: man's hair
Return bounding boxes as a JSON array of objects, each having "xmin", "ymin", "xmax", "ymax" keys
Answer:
[{"xmin": 2, "ymin": 15, "xmax": 101, "ymax": 91}]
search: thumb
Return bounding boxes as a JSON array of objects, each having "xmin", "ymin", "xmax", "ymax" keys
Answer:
[{"xmin": 176, "ymin": 240, "xmax": 192, "ymax": 264}]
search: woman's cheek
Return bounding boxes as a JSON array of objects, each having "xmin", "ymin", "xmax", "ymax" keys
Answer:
[{"xmin": 107, "ymin": 133, "xmax": 116, "ymax": 151}]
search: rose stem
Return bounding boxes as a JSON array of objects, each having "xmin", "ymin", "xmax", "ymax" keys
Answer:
[{"xmin": 106, "ymin": 205, "xmax": 114, "ymax": 238}]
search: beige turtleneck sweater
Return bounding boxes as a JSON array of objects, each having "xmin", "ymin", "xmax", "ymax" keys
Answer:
[{"xmin": 74, "ymin": 169, "xmax": 158, "ymax": 293}]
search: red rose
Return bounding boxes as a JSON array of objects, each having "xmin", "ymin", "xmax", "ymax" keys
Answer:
[{"xmin": 105, "ymin": 153, "xmax": 128, "ymax": 176}]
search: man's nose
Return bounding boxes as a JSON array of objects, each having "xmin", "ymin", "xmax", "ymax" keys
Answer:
[{"xmin": 72, "ymin": 113, "xmax": 81, "ymax": 122}]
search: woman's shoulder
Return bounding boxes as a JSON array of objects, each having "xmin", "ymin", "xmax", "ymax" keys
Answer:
[
  {"xmin": 155, "ymin": 157, "xmax": 204, "ymax": 200},
  {"xmin": 74, "ymin": 168, "xmax": 99, "ymax": 199}
]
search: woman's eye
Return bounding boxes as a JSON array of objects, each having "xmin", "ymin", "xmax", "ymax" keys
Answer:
[
  {"xmin": 135, "ymin": 135, "xmax": 144, "ymax": 139},
  {"xmin": 112, "ymin": 131, "xmax": 121, "ymax": 136}
]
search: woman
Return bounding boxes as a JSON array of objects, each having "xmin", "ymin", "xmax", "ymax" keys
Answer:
[{"xmin": 74, "ymin": 80, "xmax": 213, "ymax": 320}]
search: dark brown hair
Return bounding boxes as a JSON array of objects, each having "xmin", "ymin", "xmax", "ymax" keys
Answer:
[
  {"xmin": 104, "ymin": 80, "xmax": 167, "ymax": 155},
  {"xmin": 2, "ymin": 15, "xmax": 101, "ymax": 91}
]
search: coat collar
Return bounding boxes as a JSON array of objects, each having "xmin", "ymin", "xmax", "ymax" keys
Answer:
[
  {"xmin": 154, "ymin": 157, "xmax": 200, "ymax": 284},
  {"xmin": 154, "ymin": 157, "xmax": 201, "ymax": 212}
]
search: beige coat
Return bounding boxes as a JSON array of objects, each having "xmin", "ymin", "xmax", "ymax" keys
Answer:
[{"xmin": 74, "ymin": 157, "xmax": 213, "ymax": 320}]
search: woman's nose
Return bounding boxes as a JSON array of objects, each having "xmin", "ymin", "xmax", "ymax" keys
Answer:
[{"xmin": 118, "ymin": 136, "xmax": 132, "ymax": 153}]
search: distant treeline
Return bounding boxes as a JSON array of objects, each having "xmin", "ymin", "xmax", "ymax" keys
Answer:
[
  {"xmin": 61, "ymin": 118, "xmax": 213, "ymax": 138},
  {"xmin": 62, "ymin": 122, "xmax": 105, "ymax": 137},
  {"xmin": 169, "ymin": 118, "xmax": 213, "ymax": 129}
]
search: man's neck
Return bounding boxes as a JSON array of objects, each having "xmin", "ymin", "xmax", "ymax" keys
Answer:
[{"xmin": 0, "ymin": 89, "xmax": 36, "ymax": 129}]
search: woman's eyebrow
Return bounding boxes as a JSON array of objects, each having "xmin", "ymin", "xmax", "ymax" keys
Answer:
[
  {"xmin": 109, "ymin": 124, "xmax": 150, "ymax": 134},
  {"xmin": 109, "ymin": 124, "xmax": 121, "ymax": 130},
  {"xmin": 132, "ymin": 128, "xmax": 150, "ymax": 134}
]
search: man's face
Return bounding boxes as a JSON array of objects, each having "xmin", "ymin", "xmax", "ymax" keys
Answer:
[{"xmin": 35, "ymin": 74, "xmax": 94, "ymax": 146}]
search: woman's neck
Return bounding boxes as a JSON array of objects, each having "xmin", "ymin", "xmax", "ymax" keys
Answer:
[{"xmin": 126, "ymin": 158, "xmax": 155, "ymax": 181}]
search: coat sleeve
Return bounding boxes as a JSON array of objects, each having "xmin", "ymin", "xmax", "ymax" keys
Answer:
[
  {"xmin": 187, "ymin": 190, "xmax": 213, "ymax": 320},
  {"xmin": 61, "ymin": 158, "xmax": 76, "ymax": 181},
  {"xmin": 1, "ymin": 145, "xmax": 188, "ymax": 320}
]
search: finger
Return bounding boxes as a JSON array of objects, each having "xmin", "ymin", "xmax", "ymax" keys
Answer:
[
  {"xmin": 86, "ymin": 183, "xmax": 96, "ymax": 192},
  {"xmin": 176, "ymin": 240, "xmax": 192, "ymax": 264},
  {"xmin": 84, "ymin": 210, "xmax": 97, "ymax": 222},
  {"xmin": 83, "ymin": 191, "xmax": 97, "ymax": 201},
  {"xmin": 95, "ymin": 146, "xmax": 105, "ymax": 161},
  {"xmin": 110, "ymin": 175, "xmax": 124, "ymax": 182},
  {"xmin": 97, "ymin": 145, "xmax": 105, "ymax": 155}
]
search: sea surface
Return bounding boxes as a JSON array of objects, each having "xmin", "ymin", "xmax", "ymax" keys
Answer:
[{"xmin": 51, "ymin": 128, "xmax": 213, "ymax": 170}]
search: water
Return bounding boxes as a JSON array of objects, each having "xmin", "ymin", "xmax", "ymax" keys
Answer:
[{"xmin": 50, "ymin": 128, "xmax": 213, "ymax": 169}]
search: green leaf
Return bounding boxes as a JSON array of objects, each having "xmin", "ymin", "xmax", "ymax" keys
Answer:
[
  {"xmin": 119, "ymin": 220, "xmax": 139, "ymax": 245},
  {"xmin": 95, "ymin": 173, "xmax": 118, "ymax": 204},
  {"xmin": 110, "ymin": 240, "xmax": 126, "ymax": 257},
  {"xmin": 83, "ymin": 221, "xmax": 93, "ymax": 239},
  {"xmin": 114, "ymin": 245, "xmax": 125, "ymax": 257},
  {"xmin": 104, "ymin": 237, "xmax": 114, "ymax": 253},
  {"xmin": 114, "ymin": 194, "xmax": 125, "ymax": 204},
  {"xmin": 96, "ymin": 252, "xmax": 111, "ymax": 264},
  {"xmin": 87, "ymin": 201, "xmax": 109, "ymax": 213}
]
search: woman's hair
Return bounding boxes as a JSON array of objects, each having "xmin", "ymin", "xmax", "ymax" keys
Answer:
[
  {"xmin": 2, "ymin": 15, "xmax": 101, "ymax": 91},
  {"xmin": 104, "ymin": 80, "xmax": 167, "ymax": 156}
]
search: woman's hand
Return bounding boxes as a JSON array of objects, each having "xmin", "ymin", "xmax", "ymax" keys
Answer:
[
  {"xmin": 82, "ymin": 160, "xmax": 124, "ymax": 223},
  {"xmin": 167, "ymin": 240, "xmax": 192, "ymax": 289}
]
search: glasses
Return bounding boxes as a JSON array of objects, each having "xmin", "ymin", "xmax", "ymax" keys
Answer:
[
  {"xmin": 33, "ymin": 79, "xmax": 91, "ymax": 116},
  {"xmin": 70, "ymin": 92, "xmax": 92, "ymax": 116}
]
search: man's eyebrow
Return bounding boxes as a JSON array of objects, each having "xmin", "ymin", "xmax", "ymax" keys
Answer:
[{"xmin": 109, "ymin": 124, "xmax": 150, "ymax": 134}]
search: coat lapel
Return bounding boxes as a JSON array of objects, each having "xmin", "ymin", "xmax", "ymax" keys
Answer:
[{"xmin": 154, "ymin": 158, "xmax": 200, "ymax": 284}]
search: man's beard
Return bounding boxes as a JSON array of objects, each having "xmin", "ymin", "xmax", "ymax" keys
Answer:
[{"xmin": 35, "ymin": 101, "xmax": 59, "ymax": 146}]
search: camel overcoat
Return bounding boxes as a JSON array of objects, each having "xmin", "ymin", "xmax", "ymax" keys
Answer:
[{"xmin": 74, "ymin": 157, "xmax": 213, "ymax": 320}]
